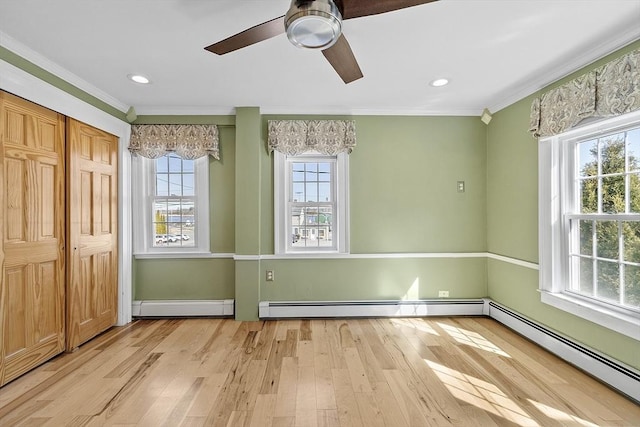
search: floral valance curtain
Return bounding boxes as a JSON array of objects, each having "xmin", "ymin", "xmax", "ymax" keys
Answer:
[
  {"xmin": 268, "ymin": 120, "xmax": 356, "ymax": 155},
  {"xmin": 128, "ymin": 124, "xmax": 220, "ymax": 160},
  {"xmin": 529, "ymin": 48, "xmax": 640, "ymax": 138}
]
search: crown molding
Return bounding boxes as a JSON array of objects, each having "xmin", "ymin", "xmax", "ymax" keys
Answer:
[
  {"xmin": 488, "ymin": 27, "xmax": 640, "ymax": 113},
  {"xmin": 135, "ymin": 105, "xmax": 482, "ymax": 117},
  {"xmin": 0, "ymin": 30, "xmax": 129, "ymax": 113},
  {"xmin": 133, "ymin": 105, "xmax": 237, "ymax": 116},
  {"xmin": 261, "ymin": 106, "xmax": 481, "ymax": 116}
]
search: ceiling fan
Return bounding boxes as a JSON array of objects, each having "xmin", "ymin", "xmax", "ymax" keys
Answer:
[{"xmin": 205, "ymin": 0, "xmax": 438, "ymax": 84}]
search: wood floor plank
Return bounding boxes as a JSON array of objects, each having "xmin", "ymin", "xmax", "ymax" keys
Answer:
[
  {"xmin": 313, "ymin": 352, "xmax": 337, "ymax": 411},
  {"xmin": 316, "ymin": 409, "xmax": 340, "ymax": 427},
  {"xmin": 185, "ymin": 373, "xmax": 229, "ymax": 418},
  {"xmin": 295, "ymin": 365, "xmax": 317, "ymax": 427},
  {"xmin": 274, "ymin": 357, "xmax": 298, "ymax": 418},
  {"xmin": 0, "ymin": 318, "xmax": 637, "ymax": 426},
  {"xmin": 249, "ymin": 394, "xmax": 276, "ymax": 427},
  {"xmin": 331, "ymin": 368, "xmax": 363, "ymax": 427}
]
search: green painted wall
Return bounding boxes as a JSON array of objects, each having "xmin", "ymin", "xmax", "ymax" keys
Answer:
[
  {"xmin": 486, "ymin": 40, "xmax": 640, "ymax": 369},
  {"xmin": 350, "ymin": 116, "xmax": 486, "ymax": 253},
  {"xmin": 234, "ymin": 108, "xmax": 263, "ymax": 320},
  {"xmin": 258, "ymin": 115, "xmax": 488, "ymax": 302},
  {"xmin": 133, "ymin": 124, "xmax": 236, "ymax": 300},
  {"xmin": 135, "ymin": 259, "xmax": 235, "ymax": 300},
  {"xmin": 261, "ymin": 258, "xmax": 487, "ymax": 301},
  {"xmin": 132, "ymin": 113, "xmax": 487, "ymax": 306}
]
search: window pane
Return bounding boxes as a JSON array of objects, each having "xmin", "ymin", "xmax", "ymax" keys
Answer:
[
  {"xmin": 305, "ymin": 163, "xmax": 318, "ymax": 181},
  {"xmin": 579, "ymin": 178, "xmax": 598, "ymax": 213},
  {"xmin": 319, "ymin": 206, "xmax": 332, "ymax": 226},
  {"xmin": 601, "ymin": 175, "xmax": 625, "ymax": 213},
  {"xmin": 579, "ymin": 220, "xmax": 593, "ymax": 256},
  {"xmin": 291, "ymin": 206, "xmax": 334, "ymax": 248},
  {"xmin": 292, "ymin": 182, "xmax": 304, "ymax": 202},
  {"xmin": 154, "ymin": 201, "xmax": 168, "ymax": 217},
  {"xmin": 153, "ymin": 201, "xmax": 169, "ymax": 246},
  {"xmin": 631, "ymin": 173, "xmax": 640, "ymax": 214},
  {"xmin": 169, "ymin": 174, "xmax": 182, "ymax": 196},
  {"xmin": 182, "ymin": 159, "xmax": 195, "ymax": 173},
  {"xmin": 578, "ymin": 139, "xmax": 598, "ymax": 177},
  {"xmin": 156, "ymin": 156, "xmax": 168, "ymax": 173},
  {"xmin": 596, "ymin": 260, "xmax": 619, "ymax": 302},
  {"xmin": 319, "ymin": 182, "xmax": 331, "ymax": 202},
  {"xmin": 156, "ymin": 174, "xmax": 168, "ymax": 196},
  {"xmin": 578, "ymin": 257, "xmax": 594, "ymax": 296},
  {"xmin": 596, "ymin": 220, "xmax": 619, "ymax": 260},
  {"xmin": 623, "ymin": 221, "xmax": 640, "ymax": 263},
  {"xmin": 318, "ymin": 162, "xmax": 331, "ymax": 181},
  {"xmin": 626, "ymin": 128, "xmax": 640, "ymax": 172},
  {"xmin": 169, "ymin": 154, "xmax": 182, "ymax": 172},
  {"xmin": 305, "ymin": 183, "xmax": 318, "ymax": 202},
  {"xmin": 624, "ymin": 264, "xmax": 640, "ymax": 308},
  {"xmin": 183, "ymin": 173, "xmax": 195, "ymax": 196},
  {"xmin": 166, "ymin": 200, "xmax": 195, "ymax": 247},
  {"xmin": 292, "ymin": 164, "xmax": 305, "ymax": 182},
  {"xmin": 600, "ymin": 133, "xmax": 625, "ymax": 175}
]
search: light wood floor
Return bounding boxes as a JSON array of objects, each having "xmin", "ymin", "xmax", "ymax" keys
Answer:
[{"xmin": 0, "ymin": 317, "xmax": 638, "ymax": 426}]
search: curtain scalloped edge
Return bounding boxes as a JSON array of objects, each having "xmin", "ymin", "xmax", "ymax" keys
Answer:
[
  {"xmin": 268, "ymin": 120, "xmax": 356, "ymax": 155},
  {"xmin": 529, "ymin": 48, "xmax": 640, "ymax": 138},
  {"xmin": 128, "ymin": 124, "xmax": 220, "ymax": 160}
]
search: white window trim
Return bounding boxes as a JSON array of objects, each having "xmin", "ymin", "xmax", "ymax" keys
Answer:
[
  {"xmin": 274, "ymin": 151, "xmax": 349, "ymax": 255},
  {"xmin": 133, "ymin": 155, "xmax": 210, "ymax": 257},
  {"xmin": 539, "ymin": 109, "xmax": 640, "ymax": 340}
]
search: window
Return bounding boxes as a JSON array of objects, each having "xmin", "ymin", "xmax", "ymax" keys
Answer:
[
  {"xmin": 274, "ymin": 151, "xmax": 349, "ymax": 254},
  {"xmin": 133, "ymin": 153, "xmax": 210, "ymax": 255},
  {"xmin": 539, "ymin": 110, "xmax": 640, "ymax": 339}
]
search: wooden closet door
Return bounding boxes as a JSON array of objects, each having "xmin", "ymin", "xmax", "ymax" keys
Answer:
[
  {"xmin": 66, "ymin": 118, "xmax": 118, "ymax": 350},
  {"xmin": 0, "ymin": 91, "xmax": 66, "ymax": 386}
]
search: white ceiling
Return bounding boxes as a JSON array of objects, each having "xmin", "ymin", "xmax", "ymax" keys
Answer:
[{"xmin": 1, "ymin": 0, "xmax": 639, "ymax": 116}]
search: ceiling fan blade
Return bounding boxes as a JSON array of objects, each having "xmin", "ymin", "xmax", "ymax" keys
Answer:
[
  {"xmin": 338, "ymin": 0, "xmax": 437, "ymax": 20},
  {"xmin": 321, "ymin": 34, "xmax": 363, "ymax": 84},
  {"xmin": 205, "ymin": 16, "xmax": 285, "ymax": 55}
]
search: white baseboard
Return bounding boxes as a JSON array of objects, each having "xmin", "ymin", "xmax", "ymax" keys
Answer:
[
  {"xmin": 487, "ymin": 300, "xmax": 640, "ymax": 403},
  {"xmin": 132, "ymin": 299, "xmax": 234, "ymax": 317},
  {"xmin": 258, "ymin": 299, "xmax": 485, "ymax": 319}
]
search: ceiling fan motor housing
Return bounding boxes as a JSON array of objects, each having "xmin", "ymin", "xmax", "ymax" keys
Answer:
[{"xmin": 285, "ymin": 0, "xmax": 343, "ymax": 49}]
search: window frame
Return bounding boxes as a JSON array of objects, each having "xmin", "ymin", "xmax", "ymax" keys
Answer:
[
  {"xmin": 274, "ymin": 151, "xmax": 349, "ymax": 255},
  {"xmin": 539, "ymin": 109, "xmax": 640, "ymax": 340},
  {"xmin": 133, "ymin": 154, "xmax": 210, "ymax": 257}
]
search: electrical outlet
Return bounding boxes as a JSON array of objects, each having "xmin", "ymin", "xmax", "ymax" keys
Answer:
[
  {"xmin": 438, "ymin": 290, "xmax": 449, "ymax": 298},
  {"xmin": 457, "ymin": 181, "xmax": 465, "ymax": 193},
  {"xmin": 266, "ymin": 270, "xmax": 274, "ymax": 281}
]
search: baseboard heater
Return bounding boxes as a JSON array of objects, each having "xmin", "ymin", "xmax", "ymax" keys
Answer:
[
  {"xmin": 487, "ymin": 300, "xmax": 640, "ymax": 403},
  {"xmin": 258, "ymin": 299, "xmax": 485, "ymax": 319},
  {"xmin": 132, "ymin": 299, "xmax": 234, "ymax": 317}
]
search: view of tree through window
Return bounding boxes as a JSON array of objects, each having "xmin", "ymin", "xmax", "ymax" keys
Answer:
[
  {"xmin": 571, "ymin": 128, "xmax": 640, "ymax": 309},
  {"xmin": 153, "ymin": 153, "xmax": 196, "ymax": 247}
]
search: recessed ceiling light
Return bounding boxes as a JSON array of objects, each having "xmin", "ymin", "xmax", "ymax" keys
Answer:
[
  {"xmin": 430, "ymin": 78, "xmax": 449, "ymax": 87},
  {"xmin": 128, "ymin": 74, "xmax": 150, "ymax": 84}
]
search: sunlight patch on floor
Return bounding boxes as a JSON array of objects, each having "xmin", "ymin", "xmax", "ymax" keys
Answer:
[
  {"xmin": 528, "ymin": 399, "xmax": 599, "ymax": 426},
  {"xmin": 425, "ymin": 359, "xmax": 538, "ymax": 426},
  {"xmin": 437, "ymin": 322, "xmax": 511, "ymax": 357}
]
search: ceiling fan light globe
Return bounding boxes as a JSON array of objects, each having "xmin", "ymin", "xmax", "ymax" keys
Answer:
[{"xmin": 285, "ymin": 0, "xmax": 342, "ymax": 49}]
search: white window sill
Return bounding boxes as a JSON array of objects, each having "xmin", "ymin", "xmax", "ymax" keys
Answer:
[
  {"xmin": 134, "ymin": 252, "xmax": 234, "ymax": 260},
  {"xmin": 540, "ymin": 291, "xmax": 640, "ymax": 340}
]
